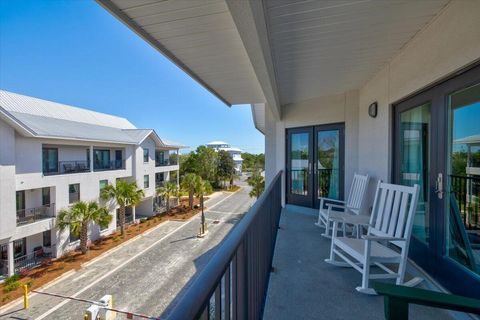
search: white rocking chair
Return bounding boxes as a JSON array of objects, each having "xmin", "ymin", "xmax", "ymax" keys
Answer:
[
  {"xmin": 315, "ymin": 173, "xmax": 370, "ymax": 238},
  {"xmin": 325, "ymin": 181, "xmax": 421, "ymax": 294}
]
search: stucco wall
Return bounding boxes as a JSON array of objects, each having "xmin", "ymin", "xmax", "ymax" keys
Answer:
[
  {"xmin": 358, "ymin": 0, "xmax": 480, "ymax": 185},
  {"xmin": 0, "ymin": 119, "xmax": 17, "ymax": 241},
  {"xmin": 265, "ymin": 90, "xmax": 359, "ymax": 200}
]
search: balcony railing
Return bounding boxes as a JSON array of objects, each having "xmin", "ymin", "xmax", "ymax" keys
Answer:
[
  {"xmin": 155, "ymin": 159, "xmax": 178, "ymax": 167},
  {"xmin": 93, "ymin": 159, "xmax": 125, "ymax": 171},
  {"xmin": 16, "ymin": 204, "xmax": 55, "ymax": 226},
  {"xmin": 1, "ymin": 246, "xmax": 54, "ymax": 276},
  {"xmin": 451, "ymin": 174, "xmax": 480, "ymax": 230},
  {"xmin": 43, "ymin": 160, "xmax": 90, "ymax": 175},
  {"xmin": 164, "ymin": 171, "xmax": 282, "ymax": 320}
]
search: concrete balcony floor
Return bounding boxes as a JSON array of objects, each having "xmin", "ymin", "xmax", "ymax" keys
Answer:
[{"xmin": 263, "ymin": 205, "xmax": 455, "ymax": 320}]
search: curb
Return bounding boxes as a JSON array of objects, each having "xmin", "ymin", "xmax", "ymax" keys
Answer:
[{"xmin": 0, "ymin": 269, "xmax": 77, "ymax": 314}]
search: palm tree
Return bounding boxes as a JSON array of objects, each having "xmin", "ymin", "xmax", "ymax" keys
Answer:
[
  {"xmin": 101, "ymin": 180, "xmax": 144, "ymax": 236},
  {"xmin": 248, "ymin": 171, "xmax": 265, "ymax": 199},
  {"xmin": 156, "ymin": 181, "xmax": 179, "ymax": 212},
  {"xmin": 181, "ymin": 173, "xmax": 201, "ymax": 209},
  {"xmin": 56, "ymin": 201, "xmax": 111, "ymax": 254}
]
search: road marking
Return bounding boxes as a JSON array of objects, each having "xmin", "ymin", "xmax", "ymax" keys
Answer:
[
  {"xmin": 34, "ymin": 220, "xmax": 194, "ymax": 320},
  {"xmin": 71, "ymin": 269, "xmax": 94, "ymax": 282},
  {"xmin": 204, "ymin": 192, "xmax": 237, "ymax": 212},
  {"xmin": 206, "ymin": 210, "xmax": 243, "ymax": 215}
]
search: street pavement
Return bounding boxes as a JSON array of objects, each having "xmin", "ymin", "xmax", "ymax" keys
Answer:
[{"xmin": 0, "ymin": 181, "xmax": 254, "ymax": 320}]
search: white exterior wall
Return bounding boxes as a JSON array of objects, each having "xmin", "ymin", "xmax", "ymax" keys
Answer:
[
  {"xmin": 0, "ymin": 119, "xmax": 17, "ymax": 242},
  {"xmin": 264, "ymin": 90, "xmax": 359, "ymax": 205}
]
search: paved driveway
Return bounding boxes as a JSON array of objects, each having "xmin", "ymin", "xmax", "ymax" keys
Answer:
[{"xmin": 0, "ymin": 184, "xmax": 254, "ymax": 320}]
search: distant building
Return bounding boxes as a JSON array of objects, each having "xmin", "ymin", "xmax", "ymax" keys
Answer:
[{"xmin": 206, "ymin": 141, "xmax": 243, "ymax": 174}]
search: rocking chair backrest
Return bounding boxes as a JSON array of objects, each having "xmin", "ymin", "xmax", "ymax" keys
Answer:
[
  {"xmin": 368, "ymin": 181, "xmax": 420, "ymax": 249},
  {"xmin": 345, "ymin": 173, "xmax": 370, "ymax": 214}
]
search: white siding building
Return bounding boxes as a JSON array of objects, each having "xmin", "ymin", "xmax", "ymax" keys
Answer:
[
  {"xmin": 0, "ymin": 90, "xmax": 184, "ymax": 277},
  {"xmin": 206, "ymin": 141, "xmax": 243, "ymax": 174}
]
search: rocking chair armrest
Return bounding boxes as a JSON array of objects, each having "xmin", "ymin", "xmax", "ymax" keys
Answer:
[
  {"xmin": 329, "ymin": 216, "xmax": 344, "ymax": 223},
  {"xmin": 326, "ymin": 203, "xmax": 346, "ymax": 211},
  {"xmin": 362, "ymin": 235, "xmax": 406, "ymax": 242},
  {"xmin": 319, "ymin": 197, "xmax": 345, "ymax": 204}
]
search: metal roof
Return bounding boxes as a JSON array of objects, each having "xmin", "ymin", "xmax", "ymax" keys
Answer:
[
  {"xmin": 454, "ymin": 134, "xmax": 480, "ymax": 145},
  {"xmin": 0, "ymin": 90, "xmax": 186, "ymax": 148}
]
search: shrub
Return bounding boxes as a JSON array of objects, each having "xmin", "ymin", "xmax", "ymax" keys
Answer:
[
  {"xmin": 5, "ymin": 274, "xmax": 19, "ymax": 285},
  {"xmin": 113, "ymin": 236, "xmax": 121, "ymax": 242},
  {"xmin": 140, "ymin": 218, "xmax": 147, "ymax": 224},
  {"xmin": 3, "ymin": 278, "xmax": 20, "ymax": 293}
]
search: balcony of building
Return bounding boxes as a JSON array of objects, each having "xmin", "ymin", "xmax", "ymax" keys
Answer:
[
  {"xmin": 42, "ymin": 145, "xmax": 126, "ymax": 175},
  {"xmin": 16, "ymin": 187, "xmax": 55, "ymax": 226},
  {"xmin": 155, "ymin": 149, "xmax": 178, "ymax": 167},
  {"xmin": 1, "ymin": 231, "xmax": 54, "ymax": 277}
]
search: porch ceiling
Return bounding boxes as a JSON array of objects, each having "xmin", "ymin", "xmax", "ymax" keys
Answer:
[
  {"xmin": 98, "ymin": 0, "xmax": 448, "ymax": 117},
  {"xmin": 97, "ymin": 0, "xmax": 266, "ymax": 107},
  {"xmin": 264, "ymin": 0, "xmax": 449, "ymax": 105}
]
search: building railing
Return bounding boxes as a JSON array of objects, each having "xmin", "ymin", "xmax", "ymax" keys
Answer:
[
  {"xmin": 155, "ymin": 159, "xmax": 178, "ymax": 167},
  {"xmin": 450, "ymin": 175, "xmax": 480, "ymax": 230},
  {"xmin": 43, "ymin": 160, "xmax": 90, "ymax": 175},
  {"xmin": 1, "ymin": 246, "xmax": 55, "ymax": 276},
  {"xmin": 16, "ymin": 204, "xmax": 55, "ymax": 226},
  {"xmin": 164, "ymin": 171, "xmax": 283, "ymax": 320},
  {"xmin": 93, "ymin": 159, "xmax": 125, "ymax": 171}
]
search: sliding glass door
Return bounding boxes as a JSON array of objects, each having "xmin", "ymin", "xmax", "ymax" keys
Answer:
[
  {"xmin": 286, "ymin": 124, "xmax": 344, "ymax": 208},
  {"xmin": 394, "ymin": 64, "xmax": 480, "ymax": 298}
]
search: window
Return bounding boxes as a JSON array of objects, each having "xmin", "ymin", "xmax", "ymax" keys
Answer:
[
  {"xmin": 144, "ymin": 175, "xmax": 150, "ymax": 189},
  {"xmin": 43, "ymin": 230, "xmax": 51, "ymax": 247},
  {"xmin": 42, "ymin": 147, "xmax": 58, "ymax": 174},
  {"xmin": 143, "ymin": 148, "xmax": 149, "ymax": 162},
  {"xmin": 13, "ymin": 238, "xmax": 26, "ymax": 258},
  {"xmin": 94, "ymin": 149, "xmax": 110, "ymax": 170},
  {"xmin": 42, "ymin": 187, "xmax": 50, "ymax": 206},
  {"xmin": 69, "ymin": 183, "xmax": 80, "ymax": 204},
  {"xmin": 99, "ymin": 180, "xmax": 108, "ymax": 194},
  {"xmin": 69, "ymin": 230, "xmax": 79, "ymax": 243}
]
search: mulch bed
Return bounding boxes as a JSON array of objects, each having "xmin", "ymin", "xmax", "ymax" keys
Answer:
[{"xmin": 0, "ymin": 199, "xmax": 203, "ymax": 306}]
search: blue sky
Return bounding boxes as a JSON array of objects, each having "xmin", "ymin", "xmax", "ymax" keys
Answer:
[{"xmin": 0, "ymin": 0, "xmax": 264, "ymax": 154}]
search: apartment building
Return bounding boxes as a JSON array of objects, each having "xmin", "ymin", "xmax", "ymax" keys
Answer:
[
  {"xmin": 206, "ymin": 141, "xmax": 243, "ymax": 174},
  {"xmin": 0, "ymin": 90, "xmax": 183, "ymax": 277}
]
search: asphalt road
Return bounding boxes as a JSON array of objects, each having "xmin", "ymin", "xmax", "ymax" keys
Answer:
[{"xmin": 0, "ymin": 182, "xmax": 254, "ymax": 320}]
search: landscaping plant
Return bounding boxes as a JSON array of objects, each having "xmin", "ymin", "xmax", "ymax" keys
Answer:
[
  {"xmin": 101, "ymin": 179, "xmax": 144, "ymax": 236},
  {"xmin": 56, "ymin": 201, "xmax": 112, "ymax": 254}
]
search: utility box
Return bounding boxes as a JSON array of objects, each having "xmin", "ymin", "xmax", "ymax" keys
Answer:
[
  {"xmin": 99, "ymin": 295, "xmax": 116, "ymax": 320},
  {"xmin": 84, "ymin": 305, "xmax": 99, "ymax": 320}
]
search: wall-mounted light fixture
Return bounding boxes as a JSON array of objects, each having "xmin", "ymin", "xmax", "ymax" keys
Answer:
[{"xmin": 368, "ymin": 102, "xmax": 378, "ymax": 118}]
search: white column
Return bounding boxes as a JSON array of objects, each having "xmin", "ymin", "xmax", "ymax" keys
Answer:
[
  {"xmin": 132, "ymin": 206, "xmax": 136, "ymax": 223},
  {"xmin": 7, "ymin": 241, "xmax": 14, "ymax": 276},
  {"xmin": 89, "ymin": 146, "xmax": 94, "ymax": 172}
]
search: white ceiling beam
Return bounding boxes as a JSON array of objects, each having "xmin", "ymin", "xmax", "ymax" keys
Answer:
[{"xmin": 225, "ymin": 0, "xmax": 281, "ymax": 120}]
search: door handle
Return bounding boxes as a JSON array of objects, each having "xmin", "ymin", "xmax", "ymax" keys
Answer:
[{"xmin": 435, "ymin": 173, "xmax": 444, "ymax": 199}]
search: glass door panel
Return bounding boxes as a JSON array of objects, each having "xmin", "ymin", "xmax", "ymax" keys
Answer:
[
  {"xmin": 286, "ymin": 128, "xmax": 313, "ymax": 207},
  {"xmin": 317, "ymin": 130, "xmax": 340, "ymax": 199},
  {"xmin": 447, "ymin": 82, "xmax": 480, "ymax": 275},
  {"xmin": 399, "ymin": 103, "xmax": 431, "ymax": 244}
]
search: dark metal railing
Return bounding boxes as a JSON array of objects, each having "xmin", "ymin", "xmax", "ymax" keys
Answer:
[
  {"xmin": 164, "ymin": 171, "xmax": 283, "ymax": 320},
  {"xmin": 93, "ymin": 159, "xmax": 125, "ymax": 171},
  {"xmin": 14, "ymin": 247, "xmax": 53, "ymax": 273},
  {"xmin": 43, "ymin": 160, "xmax": 90, "ymax": 175},
  {"xmin": 450, "ymin": 175, "xmax": 480, "ymax": 230},
  {"xmin": 155, "ymin": 159, "xmax": 178, "ymax": 167},
  {"xmin": 16, "ymin": 204, "xmax": 55, "ymax": 226}
]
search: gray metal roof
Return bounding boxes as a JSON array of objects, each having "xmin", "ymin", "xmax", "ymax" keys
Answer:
[{"xmin": 0, "ymin": 90, "xmax": 186, "ymax": 148}]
